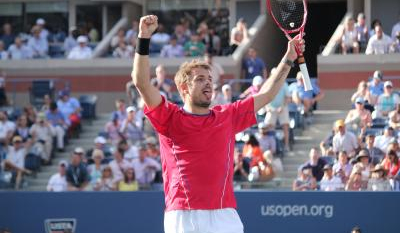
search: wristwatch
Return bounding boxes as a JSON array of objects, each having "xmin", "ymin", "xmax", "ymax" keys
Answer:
[{"xmin": 281, "ymin": 57, "xmax": 295, "ymax": 67}]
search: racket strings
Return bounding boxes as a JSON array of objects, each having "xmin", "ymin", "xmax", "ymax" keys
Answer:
[{"xmin": 269, "ymin": 0, "xmax": 305, "ymax": 31}]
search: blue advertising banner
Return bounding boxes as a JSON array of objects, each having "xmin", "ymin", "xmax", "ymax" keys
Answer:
[{"xmin": 0, "ymin": 191, "xmax": 398, "ymax": 233}]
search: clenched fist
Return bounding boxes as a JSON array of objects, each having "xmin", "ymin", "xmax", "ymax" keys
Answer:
[{"xmin": 138, "ymin": 15, "xmax": 158, "ymax": 38}]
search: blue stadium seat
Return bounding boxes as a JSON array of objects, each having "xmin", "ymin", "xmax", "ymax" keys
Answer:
[
  {"xmin": 29, "ymin": 80, "xmax": 55, "ymax": 109},
  {"xmin": 79, "ymin": 95, "xmax": 98, "ymax": 120}
]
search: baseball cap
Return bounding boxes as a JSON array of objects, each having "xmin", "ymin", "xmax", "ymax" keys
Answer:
[
  {"xmin": 59, "ymin": 160, "xmax": 68, "ymax": 167},
  {"xmin": 373, "ymin": 70, "xmax": 383, "ymax": 80},
  {"xmin": 73, "ymin": 147, "xmax": 85, "ymax": 154},
  {"xmin": 222, "ymin": 84, "xmax": 231, "ymax": 92},
  {"xmin": 384, "ymin": 81, "xmax": 393, "ymax": 88},
  {"xmin": 323, "ymin": 164, "xmax": 332, "ymax": 170},
  {"xmin": 36, "ymin": 18, "xmax": 45, "ymax": 25},
  {"xmin": 12, "ymin": 136, "xmax": 23, "ymax": 143},
  {"xmin": 252, "ymin": 76, "xmax": 263, "ymax": 86},
  {"xmin": 94, "ymin": 136, "xmax": 106, "ymax": 144},
  {"xmin": 126, "ymin": 106, "xmax": 137, "ymax": 113},
  {"xmin": 335, "ymin": 119, "xmax": 345, "ymax": 128},
  {"xmin": 77, "ymin": 35, "xmax": 88, "ymax": 43},
  {"xmin": 355, "ymin": 97, "xmax": 364, "ymax": 104}
]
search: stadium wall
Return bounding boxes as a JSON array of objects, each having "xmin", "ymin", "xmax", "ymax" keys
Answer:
[{"xmin": 1, "ymin": 191, "xmax": 399, "ymax": 233}]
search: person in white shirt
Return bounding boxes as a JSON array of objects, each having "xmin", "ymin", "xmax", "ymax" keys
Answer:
[
  {"xmin": 391, "ymin": 12, "xmax": 400, "ymax": 40},
  {"xmin": 0, "ymin": 111, "xmax": 16, "ymax": 144},
  {"xmin": 132, "ymin": 144, "xmax": 161, "ymax": 185},
  {"xmin": 47, "ymin": 160, "xmax": 68, "ymax": 192},
  {"xmin": 27, "ymin": 25, "xmax": 48, "ymax": 58},
  {"xmin": 374, "ymin": 126, "xmax": 395, "ymax": 153},
  {"xmin": 366, "ymin": 25, "xmax": 393, "ymax": 55},
  {"xmin": 3, "ymin": 136, "xmax": 32, "ymax": 189},
  {"xmin": 340, "ymin": 16, "xmax": 359, "ymax": 54},
  {"xmin": 36, "ymin": 18, "xmax": 49, "ymax": 40},
  {"xmin": 320, "ymin": 164, "xmax": 344, "ymax": 191},
  {"xmin": 109, "ymin": 146, "xmax": 131, "ymax": 184},
  {"xmin": 332, "ymin": 119, "xmax": 358, "ymax": 157},
  {"xmin": 160, "ymin": 36, "xmax": 184, "ymax": 58},
  {"xmin": 29, "ymin": 112, "xmax": 54, "ymax": 164},
  {"xmin": 8, "ymin": 37, "xmax": 32, "ymax": 60},
  {"xmin": 67, "ymin": 35, "xmax": 92, "ymax": 59}
]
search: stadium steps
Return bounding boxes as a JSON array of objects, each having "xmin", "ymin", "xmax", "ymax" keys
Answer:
[
  {"xmin": 23, "ymin": 113, "xmax": 111, "ymax": 191},
  {"xmin": 277, "ymin": 110, "xmax": 347, "ymax": 190}
]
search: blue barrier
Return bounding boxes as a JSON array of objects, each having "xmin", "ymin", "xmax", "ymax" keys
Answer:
[{"xmin": 0, "ymin": 191, "xmax": 399, "ymax": 233}]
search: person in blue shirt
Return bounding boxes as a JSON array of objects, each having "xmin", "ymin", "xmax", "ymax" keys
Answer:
[
  {"xmin": 368, "ymin": 70, "xmax": 384, "ymax": 104},
  {"xmin": 241, "ymin": 48, "xmax": 268, "ymax": 89},
  {"xmin": 292, "ymin": 71, "xmax": 324, "ymax": 114},
  {"xmin": 46, "ymin": 102, "xmax": 68, "ymax": 151}
]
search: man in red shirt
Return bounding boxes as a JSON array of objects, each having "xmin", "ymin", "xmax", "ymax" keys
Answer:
[{"xmin": 132, "ymin": 15, "xmax": 303, "ymax": 233}]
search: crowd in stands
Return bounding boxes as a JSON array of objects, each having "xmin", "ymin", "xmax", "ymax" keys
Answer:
[
  {"xmin": 291, "ymin": 70, "xmax": 400, "ymax": 191},
  {"xmin": 338, "ymin": 12, "xmax": 400, "ymax": 54}
]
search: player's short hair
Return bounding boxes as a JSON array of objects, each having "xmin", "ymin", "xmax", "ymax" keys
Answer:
[{"xmin": 174, "ymin": 60, "xmax": 210, "ymax": 88}]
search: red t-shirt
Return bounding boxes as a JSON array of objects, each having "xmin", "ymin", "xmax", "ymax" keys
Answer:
[{"xmin": 144, "ymin": 96, "xmax": 256, "ymax": 211}]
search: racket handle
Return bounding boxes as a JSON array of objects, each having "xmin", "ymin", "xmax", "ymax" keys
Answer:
[{"xmin": 297, "ymin": 56, "xmax": 313, "ymax": 91}]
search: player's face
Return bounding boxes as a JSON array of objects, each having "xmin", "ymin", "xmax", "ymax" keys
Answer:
[{"xmin": 186, "ymin": 68, "xmax": 213, "ymax": 108}]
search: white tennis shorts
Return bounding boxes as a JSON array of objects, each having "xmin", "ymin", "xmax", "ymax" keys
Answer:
[{"xmin": 164, "ymin": 208, "xmax": 244, "ymax": 233}]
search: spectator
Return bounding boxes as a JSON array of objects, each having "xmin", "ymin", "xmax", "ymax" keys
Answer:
[
  {"xmin": 344, "ymin": 97, "xmax": 372, "ymax": 132},
  {"xmin": 40, "ymin": 94, "xmax": 52, "ymax": 112},
  {"xmin": 255, "ymin": 122, "xmax": 276, "ymax": 155},
  {"xmin": 374, "ymin": 127, "xmax": 395, "ymax": 152},
  {"xmin": 160, "ymin": 35, "xmax": 184, "ymax": 58},
  {"xmin": 340, "ymin": 16, "xmax": 359, "ymax": 54},
  {"xmin": 118, "ymin": 167, "xmax": 139, "ymax": 191},
  {"xmin": 111, "ymin": 28, "xmax": 126, "ymax": 48},
  {"xmin": 355, "ymin": 13, "xmax": 369, "ymax": 51},
  {"xmin": 367, "ymin": 164, "xmax": 391, "ymax": 191},
  {"xmin": 233, "ymin": 148, "xmax": 249, "ymax": 181},
  {"xmin": 320, "ymin": 164, "xmax": 344, "ymax": 191},
  {"xmin": 0, "ymin": 23, "xmax": 15, "ymax": 49},
  {"xmin": 332, "ymin": 119, "xmax": 358, "ymax": 157},
  {"xmin": 204, "ymin": 28, "xmax": 221, "ymax": 55},
  {"xmin": 64, "ymin": 26, "xmax": 78, "ymax": 56},
  {"xmin": 373, "ymin": 81, "xmax": 399, "ymax": 119},
  {"xmin": 57, "ymin": 90, "xmax": 81, "ymax": 135},
  {"xmin": 93, "ymin": 166, "xmax": 116, "ymax": 191},
  {"xmin": 221, "ymin": 84, "xmax": 233, "ymax": 103},
  {"xmin": 239, "ymin": 76, "xmax": 264, "ymax": 98},
  {"xmin": 46, "ymin": 160, "xmax": 68, "ymax": 192},
  {"xmin": 150, "ymin": 24, "xmax": 170, "ymax": 54},
  {"xmin": 112, "ymin": 40, "xmax": 134, "ymax": 59},
  {"xmin": 29, "ymin": 112, "xmax": 54, "ymax": 164},
  {"xmin": 87, "ymin": 21, "xmax": 99, "ymax": 42},
  {"xmin": 152, "ymin": 65, "xmax": 174, "ymax": 100},
  {"xmin": 67, "ymin": 36, "xmax": 92, "ymax": 59},
  {"xmin": 388, "ymin": 103, "xmax": 400, "ymax": 130},
  {"xmin": 204, "ymin": 53, "xmax": 224, "ymax": 85},
  {"xmin": 86, "ymin": 136, "xmax": 111, "ymax": 162},
  {"xmin": 364, "ymin": 134, "xmax": 384, "ymax": 166},
  {"xmin": 3, "ymin": 136, "xmax": 32, "ymax": 189},
  {"xmin": 353, "ymin": 149, "xmax": 372, "ymax": 189},
  {"xmin": 120, "ymin": 106, "xmax": 143, "ymax": 144},
  {"xmin": 7, "ymin": 37, "xmax": 32, "ymax": 60},
  {"xmin": 391, "ymin": 12, "xmax": 400, "ymax": 40},
  {"xmin": 0, "ymin": 111, "xmax": 15, "ymax": 145},
  {"xmin": 132, "ymin": 144, "xmax": 161, "ymax": 186},
  {"xmin": 351, "ymin": 226, "xmax": 362, "ymax": 233},
  {"xmin": 0, "ymin": 40, "xmax": 8, "ymax": 60},
  {"xmin": 104, "ymin": 112, "xmax": 122, "ymax": 146},
  {"xmin": 230, "ymin": 28, "xmax": 244, "ymax": 54},
  {"xmin": 381, "ymin": 149, "xmax": 400, "ymax": 186},
  {"xmin": 292, "ymin": 71, "xmax": 324, "ymax": 115},
  {"xmin": 27, "ymin": 26, "xmax": 48, "ymax": 58},
  {"xmin": 345, "ymin": 168, "xmax": 363, "ymax": 191},
  {"xmin": 390, "ymin": 31, "xmax": 400, "ymax": 53},
  {"xmin": 46, "ymin": 102, "xmax": 67, "ymax": 152},
  {"xmin": 66, "ymin": 147, "xmax": 89, "ymax": 191},
  {"xmin": 87, "ymin": 149, "xmax": 105, "ymax": 187},
  {"xmin": 125, "ymin": 20, "xmax": 139, "ymax": 43},
  {"xmin": 109, "ymin": 145, "xmax": 130, "ymax": 184},
  {"xmin": 145, "ymin": 136, "xmax": 159, "ymax": 160},
  {"xmin": 264, "ymin": 70, "xmax": 291, "ymax": 151},
  {"xmin": 173, "ymin": 24, "xmax": 189, "ymax": 46},
  {"xmin": 13, "ymin": 115, "xmax": 30, "ymax": 142},
  {"xmin": 302, "ymin": 148, "xmax": 326, "ymax": 181},
  {"xmin": 351, "ymin": 81, "xmax": 374, "ymax": 107},
  {"xmin": 24, "ymin": 105, "xmax": 37, "ymax": 127},
  {"xmin": 366, "ymin": 25, "xmax": 393, "ymax": 55},
  {"xmin": 292, "ymin": 165, "xmax": 317, "ymax": 191},
  {"xmin": 113, "ymin": 99, "xmax": 127, "ymax": 123},
  {"xmin": 368, "ymin": 70, "xmax": 384, "ymax": 103},
  {"xmin": 241, "ymin": 48, "xmax": 267, "ymax": 82},
  {"xmin": 263, "ymin": 150, "xmax": 284, "ymax": 176},
  {"xmin": 332, "ymin": 151, "xmax": 353, "ymax": 184},
  {"xmin": 184, "ymin": 34, "xmax": 206, "ymax": 57},
  {"xmin": 35, "ymin": 18, "xmax": 49, "ymax": 40},
  {"xmin": 125, "ymin": 81, "xmax": 140, "ymax": 108},
  {"xmin": 242, "ymin": 134, "xmax": 264, "ymax": 167},
  {"xmin": 230, "ymin": 18, "xmax": 248, "ymax": 48},
  {"xmin": 369, "ymin": 19, "xmax": 382, "ymax": 38}
]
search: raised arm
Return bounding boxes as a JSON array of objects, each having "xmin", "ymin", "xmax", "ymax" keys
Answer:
[
  {"xmin": 131, "ymin": 15, "xmax": 162, "ymax": 109},
  {"xmin": 253, "ymin": 38, "xmax": 303, "ymax": 111}
]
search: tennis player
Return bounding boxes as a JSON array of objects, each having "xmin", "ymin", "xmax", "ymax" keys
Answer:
[{"xmin": 132, "ymin": 15, "xmax": 304, "ymax": 233}]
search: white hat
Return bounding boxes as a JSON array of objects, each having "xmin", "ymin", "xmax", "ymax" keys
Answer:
[
  {"xmin": 77, "ymin": 35, "xmax": 88, "ymax": 43},
  {"xmin": 36, "ymin": 18, "xmax": 45, "ymax": 25},
  {"xmin": 252, "ymin": 76, "xmax": 263, "ymax": 86},
  {"xmin": 73, "ymin": 147, "xmax": 85, "ymax": 154},
  {"xmin": 58, "ymin": 160, "xmax": 68, "ymax": 167},
  {"xmin": 94, "ymin": 136, "xmax": 106, "ymax": 144},
  {"xmin": 384, "ymin": 81, "xmax": 393, "ymax": 88},
  {"xmin": 222, "ymin": 84, "xmax": 231, "ymax": 92},
  {"xmin": 126, "ymin": 106, "xmax": 137, "ymax": 113}
]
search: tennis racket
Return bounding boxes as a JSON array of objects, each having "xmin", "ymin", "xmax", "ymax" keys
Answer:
[{"xmin": 266, "ymin": 0, "xmax": 313, "ymax": 91}]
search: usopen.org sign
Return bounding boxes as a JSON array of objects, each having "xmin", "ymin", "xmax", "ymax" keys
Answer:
[
  {"xmin": 261, "ymin": 204, "xmax": 334, "ymax": 218},
  {"xmin": 44, "ymin": 218, "xmax": 77, "ymax": 233}
]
